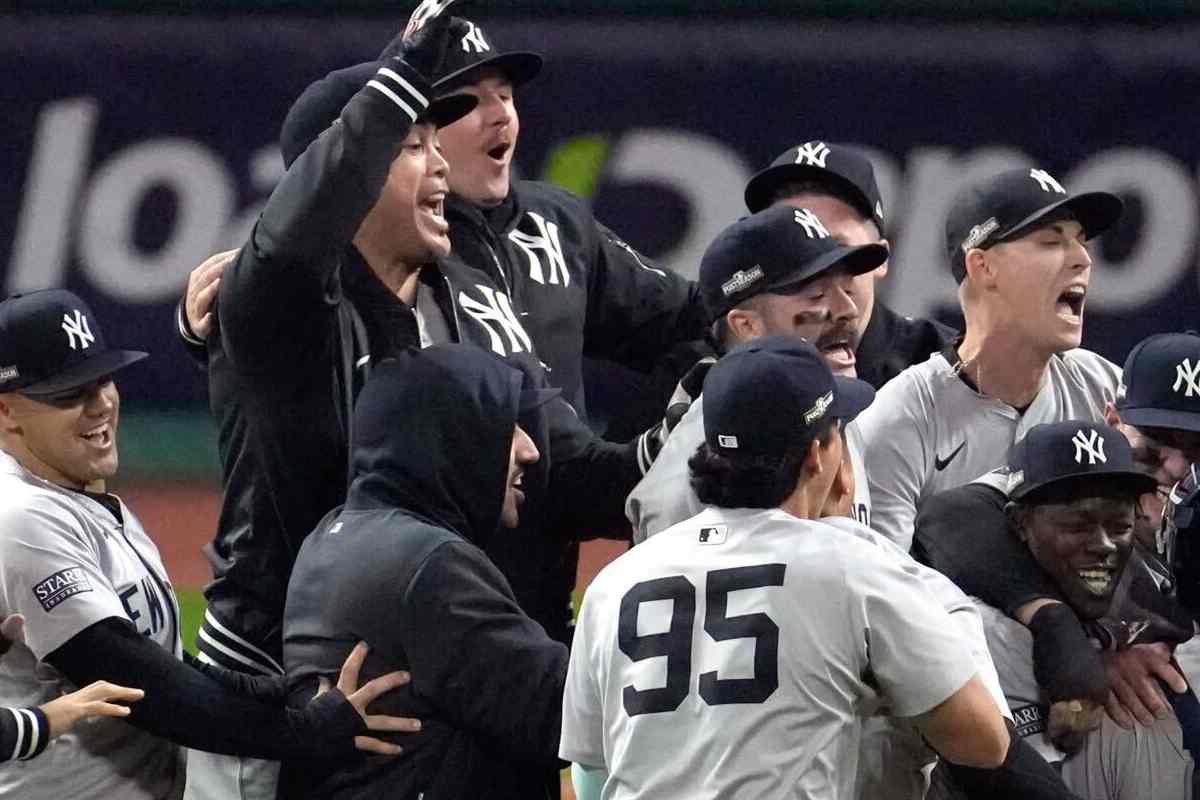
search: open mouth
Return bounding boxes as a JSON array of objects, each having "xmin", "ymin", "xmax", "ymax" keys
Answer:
[
  {"xmin": 1077, "ymin": 564, "xmax": 1115, "ymax": 595},
  {"xmin": 1056, "ymin": 285, "xmax": 1086, "ymax": 320},
  {"xmin": 815, "ymin": 333, "xmax": 857, "ymax": 371},
  {"xmin": 486, "ymin": 142, "xmax": 511, "ymax": 162},
  {"xmin": 80, "ymin": 423, "xmax": 112, "ymax": 448}
]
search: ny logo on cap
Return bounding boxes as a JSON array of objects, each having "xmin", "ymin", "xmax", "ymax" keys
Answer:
[
  {"xmin": 1174, "ymin": 358, "xmax": 1200, "ymax": 398},
  {"xmin": 61, "ymin": 309, "xmax": 95, "ymax": 351},
  {"xmin": 793, "ymin": 141, "xmax": 831, "ymax": 168},
  {"xmin": 460, "ymin": 20, "xmax": 490, "ymax": 53},
  {"xmin": 1029, "ymin": 169, "xmax": 1066, "ymax": 195},
  {"xmin": 793, "ymin": 209, "xmax": 829, "ymax": 240},
  {"xmin": 1072, "ymin": 428, "xmax": 1107, "ymax": 465}
]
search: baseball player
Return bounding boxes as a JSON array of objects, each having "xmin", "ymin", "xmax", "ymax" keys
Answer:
[
  {"xmin": 744, "ymin": 140, "xmax": 956, "ymax": 388},
  {"xmin": 281, "ymin": 345, "xmax": 568, "ymax": 799},
  {"xmin": 856, "ymin": 167, "xmax": 1125, "ymax": 551},
  {"xmin": 0, "ymin": 290, "xmax": 415, "ymax": 799},
  {"xmin": 916, "ymin": 333, "xmax": 1200, "ymax": 746},
  {"xmin": 927, "ymin": 421, "xmax": 1194, "ymax": 799},
  {"xmin": 0, "ymin": 613, "xmax": 143, "ymax": 763},
  {"xmin": 626, "ymin": 204, "xmax": 888, "ymax": 539},
  {"xmin": 562, "ymin": 337, "xmax": 1015, "ymax": 800}
]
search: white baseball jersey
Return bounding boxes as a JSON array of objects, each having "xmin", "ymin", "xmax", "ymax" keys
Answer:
[
  {"xmin": 561, "ymin": 506, "xmax": 976, "ymax": 800},
  {"xmin": 626, "ymin": 398, "xmax": 872, "ymax": 543},
  {"xmin": 856, "ymin": 348, "xmax": 1120, "ymax": 551},
  {"xmin": 0, "ymin": 451, "xmax": 182, "ymax": 800}
]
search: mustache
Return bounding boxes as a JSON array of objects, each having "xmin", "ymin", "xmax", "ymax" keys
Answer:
[{"xmin": 813, "ymin": 323, "xmax": 861, "ymax": 351}]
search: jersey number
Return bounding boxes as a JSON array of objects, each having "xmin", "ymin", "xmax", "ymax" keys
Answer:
[{"xmin": 617, "ymin": 564, "xmax": 786, "ymax": 716}]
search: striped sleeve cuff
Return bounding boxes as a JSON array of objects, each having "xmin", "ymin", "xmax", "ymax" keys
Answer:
[
  {"xmin": 365, "ymin": 59, "xmax": 432, "ymax": 124},
  {"xmin": 3, "ymin": 706, "xmax": 49, "ymax": 762}
]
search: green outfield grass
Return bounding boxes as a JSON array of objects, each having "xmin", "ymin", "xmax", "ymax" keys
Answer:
[{"xmin": 178, "ymin": 588, "xmax": 206, "ymax": 656}]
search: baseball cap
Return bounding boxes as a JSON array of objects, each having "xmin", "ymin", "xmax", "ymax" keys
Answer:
[
  {"xmin": 699, "ymin": 205, "xmax": 888, "ymax": 321},
  {"xmin": 1116, "ymin": 332, "xmax": 1200, "ymax": 433},
  {"xmin": 0, "ymin": 289, "xmax": 147, "ymax": 397},
  {"xmin": 432, "ymin": 18, "xmax": 543, "ymax": 93},
  {"xmin": 280, "ymin": 62, "xmax": 478, "ymax": 169},
  {"xmin": 744, "ymin": 141, "xmax": 885, "ymax": 230},
  {"xmin": 1006, "ymin": 420, "xmax": 1156, "ymax": 502},
  {"xmin": 703, "ymin": 335, "xmax": 876, "ymax": 462},
  {"xmin": 946, "ymin": 167, "xmax": 1123, "ymax": 283}
]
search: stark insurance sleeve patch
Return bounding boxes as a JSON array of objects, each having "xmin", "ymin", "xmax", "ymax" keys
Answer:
[{"xmin": 32, "ymin": 567, "xmax": 93, "ymax": 612}]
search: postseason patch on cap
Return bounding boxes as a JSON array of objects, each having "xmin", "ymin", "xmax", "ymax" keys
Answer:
[
  {"xmin": 0, "ymin": 365, "xmax": 17, "ymax": 383},
  {"xmin": 962, "ymin": 217, "xmax": 1000, "ymax": 253},
  {"xmin": 721, "ymin": 266, "xmax": 765, "ymax": 297},
  {"xmin": 717, "ymin": 434, "xmax": 739, "ymax": 449},
  {"xmin": 33, "ymin": 567, "xmax": 93, "ymax": 612},
  {"xmin": 803, "ymin": 390, "xmax": 833, "ymax": 424}
]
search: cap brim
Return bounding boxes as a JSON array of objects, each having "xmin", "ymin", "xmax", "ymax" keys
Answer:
[
  {"xmin": 434, "ymin": 52, "xmax": 544, "ymax": 93},
  {"xmin": 426, "ymin": 93, "xmax": 478, "ymax": 128},
  {"xmin": 831, "ymin": 376, "xmax": 875, "ymax": 423},
  {"xmin": 744, "ymin": 163, "xmax": 874, "ymax": 219},
  {"xmin": 1010, "ymin": 469, "xmax": 1158, "ymax": 502},
  {"xmin": 1001, "ymin": 191, "xmax": 1125, "ymax": 244},
  {"xmin": 519, "ymin": 385, "xmax": 561, "ymax": 414},
  {"xmin": 766, "ymin": 242, "xmax": 889, "ymax": 294},
  {"xmin": 19, "ymin": 350, "xmax": 148, "ymax": 396},
  {"xmin": 1116, "ymin": 406, "xmax": 1200, "ymax": 435}
]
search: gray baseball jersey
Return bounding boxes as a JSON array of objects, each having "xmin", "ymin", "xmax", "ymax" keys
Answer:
[
  {"xmin": 856, "ymin": 348, "xmax": 1120, "ymax": 551},
  {"xmin": 0, "ymin": 451, "xmax": 183, "ymax": 800},
  {"xmin": 976, "ymin": 601, "xmax": 1193, "ymax": 798},
  {"xmin": 561, "ymin": 506, "xmax": 976, "ymax": 800},
  {"xmin": 626, "ymin": 398, "xmax": 872, "ymax": 543}
]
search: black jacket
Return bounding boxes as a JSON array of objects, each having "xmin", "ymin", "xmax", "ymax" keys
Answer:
[
  {"xmin": 443, "ymin": 184, "xmax": 708, "ymax": 421},
  {"xmin": 281, "ymin": 347, "xmax": 568, "ymax": 800},
  {"xmin": 854, "ymin": 300, "xmax": 956, "ymax": 390},
  {"xmin": 197, "ymin": 64, "xmax": 641, "ymax": 670}
]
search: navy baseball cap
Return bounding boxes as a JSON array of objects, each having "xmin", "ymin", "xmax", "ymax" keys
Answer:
[
  {"xmin": 744, "ymin": 141, "xmax": 885, "ymax": 230},
  {"xmin": 432, "ymin": 18, "xmax": 543, "ymax": 93},
  {"xmin": 1006, "ymin": 420, "xmax": 1156, "ymax": 502},
  {"xmin": 703, "ymin": 336, "xmax": 875, "ymax": 461},
  {"xmin": 0, "ymin": 290, "xmax": 147, "ymax": 397},
  {"xmin": 946, "ymin": 167, "xmax": 1123, "ymax": 283},
  {"xmin": 699, "ymin": 205, "xmax": 888, "ymax": 321},
  {"xmin": 280, "ymin": 62, "xmax": 478, "ymax": 169},
  {"xmin": 1116, "ymin": 332, "xmax": 1200, "ymax": 433}
]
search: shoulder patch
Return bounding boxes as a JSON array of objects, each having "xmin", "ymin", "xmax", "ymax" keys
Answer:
[
  {"xmin": 698, "ymin": 525, "xmax": 727, "ymax": 545},
  {"xmin": 33, "ymin": 567, "xmax": 93, "ymax": 611}
]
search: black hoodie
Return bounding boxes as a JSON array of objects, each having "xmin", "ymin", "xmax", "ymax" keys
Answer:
[{"xmin": 280, "ymin": 345, "xmax": 568, "ymax": 800}]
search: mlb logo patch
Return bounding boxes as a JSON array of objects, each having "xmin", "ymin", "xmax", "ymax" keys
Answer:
[
  {"xmin": 33, "ymin": 567, "xmax": 93, "ymax": 612},
  {"xmin": 698, "ymin": 526, "xmax": 728, "ymax": 545}
]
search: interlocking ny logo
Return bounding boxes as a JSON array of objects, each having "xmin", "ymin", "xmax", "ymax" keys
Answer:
[
  {"xmin": 61, "ymin": 309, "xmax": 95, "ymax": 351},
  {"xmin": 1029, "ymin": 169, "xmax": 1066, "ymax": 194},
  {"xmin": 793, "ymin": 209, "xmax": 830, "ymax": 239},
  {"xmin": 793, "ymin": 141, "xmax": 831, "ymax": 168},
  {"xmin": 459, "ymin": 285, "xmax": 533, "ymax": 355},
  {"xmin": 510, "ymin": 212, "xmax": 569, "ymax": 287},
  {"xmin": 460, "ymin": 20, "xmax": 490, "ymax": 53},
  {"xmin": 1174, "ymin": 358, "xmax": 1200, "ymax": 398},
  {"xmin": 1072, "ymin": 428, "xmax": 1107, "ymax": 465}
]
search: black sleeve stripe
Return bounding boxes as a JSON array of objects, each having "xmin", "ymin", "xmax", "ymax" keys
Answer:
[{"xmin": 367, "ymin": 64, "xmax": 431, "ymax": 124}]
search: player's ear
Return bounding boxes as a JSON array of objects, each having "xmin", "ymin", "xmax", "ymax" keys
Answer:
[
  {"xmin": 0, "ymin": 394, "xmax": 20, "ymax": 435},
  {"xmin": 963, "ymin": 247, "xmax": 995, "ymax": 288},
  {"xmin": 724, "ymin": 307, "xmax": 761, "ymax": 344},
  {"xmin": 872, "ymin": 239, "xmax": 890, "ymax": 280},
  {"xmin": 1103, "ymin": 401, "xmax": 1121, "ymax": 428},
  {"xmin": 1004, "ymin": 500, "xmax": 1029, "ymax": 542}
]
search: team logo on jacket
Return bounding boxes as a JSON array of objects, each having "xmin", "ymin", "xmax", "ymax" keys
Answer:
[
  {"xmin": 459, "ymin": 285, "xmax": 534, "ymax": 356},
  {"xmin": 33, "ymin": 567, "xmax": 93, "ymax": 611},
  {"xmin": 510, "ymin": 212, "xmax": 570, "ymax": 287}
]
